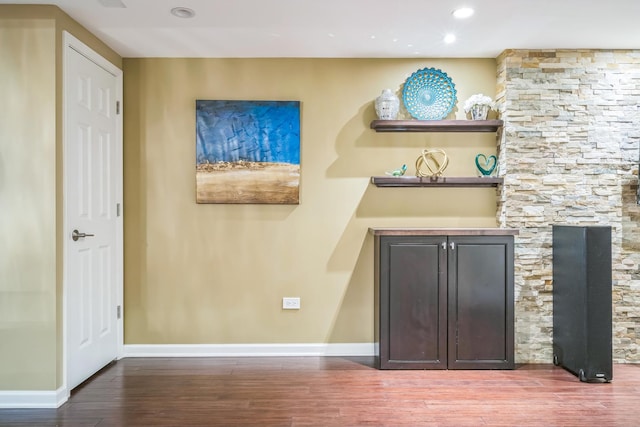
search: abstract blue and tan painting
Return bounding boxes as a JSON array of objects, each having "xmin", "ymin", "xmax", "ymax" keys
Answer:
[{"xmin": 196, "ymin": 100, "xmax": 300, "ymax": 204}]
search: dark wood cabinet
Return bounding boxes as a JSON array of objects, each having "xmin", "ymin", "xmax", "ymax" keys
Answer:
[
  {"xmin": 379, "ymin": 236, "xmax": 447, "ymax": 369},
  {"xmin": 372, "ymin": 229, "xmax": 516, "ymax": 370}
]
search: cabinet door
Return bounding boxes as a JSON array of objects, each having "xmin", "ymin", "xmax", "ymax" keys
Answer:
[
  {"xmin": 379, "ymin": 236, "xmax": 447, "ymax": 369},
  {"xmin": 447, "ymin": 236, "xmax": 514, "ymax": 369}
]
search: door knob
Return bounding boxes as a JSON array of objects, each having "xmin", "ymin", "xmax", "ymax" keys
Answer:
[{"xmin": 72, "ymin": 229, "xmax": 95, "ymax": 241}]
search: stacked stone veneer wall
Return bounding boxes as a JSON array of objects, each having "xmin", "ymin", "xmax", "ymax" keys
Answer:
[{"xmin": 496, "ymin": 50, "xmax": 640, "ymax": 363}]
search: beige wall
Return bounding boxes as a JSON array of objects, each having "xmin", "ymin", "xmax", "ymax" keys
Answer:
[
  {"xmin": 0, "ymin": 5, "xmax": 121, "ymax": 391},
  {"xmin": 0, "ymin": 17, "xmax": 57, "ymax": 390},
  {"xmin": 123, "ymin": 58, "xmax": 499, "ymax": 344}
]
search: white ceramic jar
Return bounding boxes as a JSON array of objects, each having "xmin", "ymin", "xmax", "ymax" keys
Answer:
[{"xmin": 375, "ymin": 89, "xmax": 400, "ymax": 120}]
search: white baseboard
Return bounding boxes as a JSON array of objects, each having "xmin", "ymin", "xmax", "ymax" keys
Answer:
[
  {"xmin": 0, "ymin": 387, "xmax": 68, "ymax": 409},
  {"xmin": 123, "ymin": 343, "xmax": 375, "ymax": 358}
]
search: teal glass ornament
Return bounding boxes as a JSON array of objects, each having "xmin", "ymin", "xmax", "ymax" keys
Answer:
[{"xmin": 475, "ymin": 154, "xmax": 497, "ymax": 176}]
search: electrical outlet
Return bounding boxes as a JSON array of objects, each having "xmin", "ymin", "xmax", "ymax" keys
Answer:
[{"xmin": 282, "ymin": 297, "xmax": 300, "ymax": 310}]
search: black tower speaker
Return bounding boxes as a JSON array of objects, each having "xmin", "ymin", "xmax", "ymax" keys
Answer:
[{"xmin": 552, "ymin": 225, "xmax": 612, "ymax": 382}]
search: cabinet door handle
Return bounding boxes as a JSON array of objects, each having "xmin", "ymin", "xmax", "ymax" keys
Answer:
[
  {"xmin": 441, "ymin": 242, "xmax": 447, "ymax": 250},
  {"xmin": 450, "ymin": 242, "xmax": 455, "ymax": 250}
]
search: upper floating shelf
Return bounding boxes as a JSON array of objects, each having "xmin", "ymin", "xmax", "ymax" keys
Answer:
[{"xmin": 370, "ymin": 119, "xmax": 504, "ymax": 133}]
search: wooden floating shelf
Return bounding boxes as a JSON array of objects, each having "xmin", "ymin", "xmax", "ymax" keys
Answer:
[
  {"xmin": 370, "ymin": 119, "xmax": 504, "ymax": 133},
  {"xmin": 371, "ymin": 176, "xmax": 503, "ymax": 188}
]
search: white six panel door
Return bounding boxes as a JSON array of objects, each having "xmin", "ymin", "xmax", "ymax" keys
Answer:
[{"xmin": 66, "ymin": 46, "xmax": 118, "ymax": 390}]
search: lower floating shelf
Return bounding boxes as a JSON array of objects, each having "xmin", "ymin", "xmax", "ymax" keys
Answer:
[{"xmin": 371, "ymin": 176, "xmax": 503, "ymax": 188}]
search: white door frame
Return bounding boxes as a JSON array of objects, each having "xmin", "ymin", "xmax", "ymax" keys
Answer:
[{"xmin": 62, "ymin": 31, "xmax": 123, "ymax": 398}]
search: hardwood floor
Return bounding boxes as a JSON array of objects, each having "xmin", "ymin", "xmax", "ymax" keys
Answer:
[{"xmin": 1, "ymin": 358, "xmax": 639, "ymax": 426}]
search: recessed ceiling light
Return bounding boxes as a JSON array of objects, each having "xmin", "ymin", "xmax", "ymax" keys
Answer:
[
  {"xmin": 170, "ymin": 7, "xmax": 195, "ymax": 18},
  {"xmin": 444, "ymin": 34, "xmax": 456, "ymax": 44},
  {"xmin": 452, "ymin": 7, "xmax": 474, "ymax": 19}
]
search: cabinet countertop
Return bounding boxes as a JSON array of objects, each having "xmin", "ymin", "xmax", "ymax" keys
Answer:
[{"xmin": 369, "ymin": 228, "xmax": 519, "ymax": 236}]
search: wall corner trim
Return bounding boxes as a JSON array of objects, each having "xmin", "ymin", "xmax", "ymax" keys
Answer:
[
  {"xmin": 123, "ymin": 343, "xmax": 375, "ymax": 358},
  {"xmin": 0, "ymin": 387, "xmax": 68, "ymax": 409}
]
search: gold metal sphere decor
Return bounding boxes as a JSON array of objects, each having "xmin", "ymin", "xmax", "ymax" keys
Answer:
[{"xmin": 415, "ymin": 149, "xmax": 449, "ymax": 177}]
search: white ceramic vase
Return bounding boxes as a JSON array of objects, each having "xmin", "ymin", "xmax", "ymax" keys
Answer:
[{"xmin": 375, "ymin": 89, "xmax": 400, "ymax": 120}]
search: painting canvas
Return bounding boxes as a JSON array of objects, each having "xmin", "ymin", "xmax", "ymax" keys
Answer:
[{"xmin": 196, "ymin": 100, "xmax": 301, "ymax": 204}]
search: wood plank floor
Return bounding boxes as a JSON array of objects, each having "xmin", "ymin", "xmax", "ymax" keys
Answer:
[{"xmin": 1, "ymin": 357, "xmax": 639, "ymax": 426}]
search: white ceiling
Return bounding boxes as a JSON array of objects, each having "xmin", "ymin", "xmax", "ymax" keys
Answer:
[{"xmin": 3, "ymin": 0, "xmax": 640, "ymax": 58}]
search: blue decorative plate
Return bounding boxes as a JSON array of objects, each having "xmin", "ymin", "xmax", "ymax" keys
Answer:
[{"xmin": 402, "ymin": 68, "xmax": 457, "ymax": 120}]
